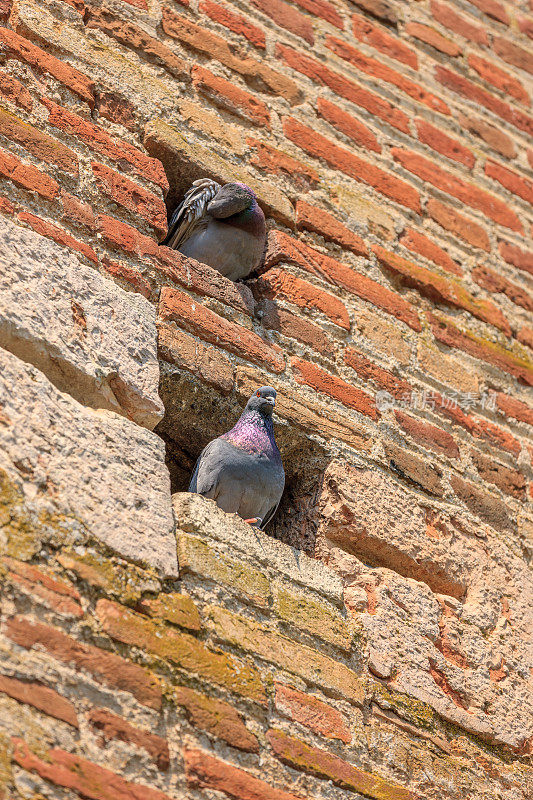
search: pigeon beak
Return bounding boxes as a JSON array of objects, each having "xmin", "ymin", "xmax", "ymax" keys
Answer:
[{"xmin": 267, "ymin": 397, "xmax": 275, "ymax": 407}]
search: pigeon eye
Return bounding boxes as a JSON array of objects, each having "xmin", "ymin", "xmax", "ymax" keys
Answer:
[{"xmin": 256, "ymin": 391, "xmax": 261, "ymax": 397}]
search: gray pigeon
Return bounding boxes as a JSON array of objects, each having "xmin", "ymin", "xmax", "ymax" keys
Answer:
[
  {"xmin": 188, "ymin": 387, "xmax": 285, "ymax": 529},
  {"xmin": 161, "ymin": 179, "xmax": 266, "ymax": 281}
]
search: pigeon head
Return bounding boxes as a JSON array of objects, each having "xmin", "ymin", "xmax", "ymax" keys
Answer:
[
  {"xmin": 245, "ymin": 386, "xmax": 277, "ymax": 417},
  {"xmin": 207, "ymin": 183, "xmax": 257, "ymax": 219}
]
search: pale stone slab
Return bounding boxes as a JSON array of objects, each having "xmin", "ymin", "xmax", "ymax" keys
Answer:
[
  {"xmin": 0, "ymin": 216, "xmax": 163, "ymax": 429},
  {"xmin": 0, "ymin": 348, "xmax": 177, "ymax": 576}
]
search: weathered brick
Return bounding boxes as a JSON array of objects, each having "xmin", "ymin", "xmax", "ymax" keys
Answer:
[
  {"xmin": 266, "ymin": 230, "xmax": 421, "ymax": 331},
  {"xmin": 354, "ymin": 306, "xmax": 411, "ymax": 364},
  {"xmin": 12, "ymin": 739, "xmax": 172, "ymax": 800},
  {"xmin": 471, "ymin": 450, "xmax": 526, "ymax": 500},
  {"xmin": 518, "ymin": 15, "xmax": 533, "ymax": 39},
  {"xmin": 18, "ymin": 212, "xmax": 98, "ymax": 265},
  {"xmin": 5, "ymin": 616, "xmax": 162, "ymax": 709},
  {"xmin": 469, "ymin": 54, "xmax": 529, "ymax": 105},
  {"xmin": 96, "ymin": 89, "xmax": 137, "ymax": 131},
  {"xmin": 184, "ymin": 748, "xmax": 303, "ymax": 800},
  {"xmin": 473, "ymin": 265, "xmax": 533, "ymax": 313},
  {"xmin": 427, "ymin": 198, "xmax": 490, "ymax": 251},
  {"xmin": 434, "ymin": 391, "xmax": 522, "ymax": 456},
  {"xmin": 393, "ymin": 148, "xmax": 522, "ymax": 231},
  {"xmin": 273, "ymin": 582, "xmax": 353, "ymax": 649},
  {"xmin": 260, "ymin": 299, "xmax": 335, "ymax": 359},
  {"xmin": 373, "ymin": 245, "xmax": 511, "ymax": 334},
  {"xmin": 158, "ymin": 322, "xmax": 234, "ymax": 393},
  {"xmin": 469, "ymin": 0, "xmax": 509, "ymax": 24},
  {"xmin": 200, "ymin": 0, "xmax": 266, "ymax": 48},
  {"xmin": 57, "ymin": 550, "xmax": 159, "ymax": 605},
  {"xmin": 192, "ymin": 65, "xmax": 270, "ymax": 127},
  {"xmin": 252, "ymin": 0, "xmax": 314, "ymax": 44},
  {"xmin": 394, "ymin": 409, "xmax": 460, "ymax": 458},
  {"xmin": 496, "ymin": 392, "xmax": 533, "ymax": 426},
  {"xmin": 485, "ymin": 161, "xmax": 533, "ymax": 205},
  {"xmin": 275, "ymin": 683, "xmax": 351, "ymax": 743},
  {"xmin": 405, "ymin": 22, "xmax": 461, "ymax": 56},
  {"xmin": 96, "ymin": 599, "xmax": 266, "ymax": 703},
  {"xmin": 0, "ymin": 194, "xmax": 15, "ymax": 215},
  {"xmin": 517, "ymin": 325, "xmax": 533, "ymax": 351},
  {"xmin": 277, "ymin": 45, "xmax": 410, "ymax": 133},
  {"xmin": 293, "ymin": 0, "xmax": 343, "ymax": 28},
  {"xmin": 352, "ymin": 12, "xmax": 417, "ymax": 68},
  {"xmin": 43, "ymin": 99, "xmax": 168, "ymax": 191},
  {"xmin": 175, "ymin": 687, "xmax": 259, "ymax": 752},
  {"xmin": 349, "ymin": 0, "xmax": 397, "ymax": 24},
  {"xmin": 0, "ymin": 674, "xmax": 78, "ymax": 728},
  {"xmin": 0, "ymin": 70, "xmax": 32, "ymax": 112},
  {"xmin": 253, "ymin": 267, "xmax": 350, "ymax": 330},
  {"xmin": 345, "ymin": 347, "xmax": 411, "ymax": 400},
  {"xmin": 459, "ymin": 113, "xmax": 516, "ymax": 160},
  {"xmin": 103, "ymin": 258, "xmax": 151, "ymax": 299},
  {"xmin": 400, "ymin": 228, "xmax": 460, "ymax": 276},
  {"xmin": 3, "ymin": 557, "xmax": 82, "ymax": 617},
  {"xmin": 88, "ymin": 708, "xmax": 169, "ymax": 770},
  {"xmin": 292, "ymin": 357, "xmax": 378, "ymax": 419},
  {"xmin": 317, "ymin": 96, "xmax": 381, "ymax": 153},
  {"xmin": 431, "ymin": 0, "xmax": 488, "ymax": 45},
  {"xmin": 176, "ymin": 531, "xmax": 270, "ymax": 605},
  {"xmin": 498, "ymin": 240, "xmax": 533, "ymax": 276},
  {"xmin": 493, "ymin": 35, "xmax": 533, "ymax": 75},
  {"xmin": 415, "ymin": 118, "xmax": 474, "ymax": 169},
  {"xmin": 296, "ymin": 199, "xmax": 368, "ymax": 255},
  {"xmin": 267, "ymin": 729, "xmax": 417, "ymax": 800},
  {"xmin": 384, "ymin": 440, "xmax": 444, "ymax": 496},
  {"xmin": 247, "ymin": 136, "xmax": 319, "ymax": 189},
  {"xmin": 0, "ymin": 28, "xmax": 94, "ymax": 105},
  {"xmin": 91, "ymin": 162, "xmax": 167, "ymax": 237},
  {"xmin": 61, "ymin": 190, "xmax": 96, "ymax": 231},
  {"xmin": 86, "ymin": 6, "xmax": 188, "ymax": 79},
  {"xmin": 161, "ymin": 8, "xmax": 300, "ymax": 104},
  {"xmin": 159, "ymin": 286, "xmax": 284, "ymax": 373},
  {"xmin": 417, "ymin": 342, "xmax": 479, "ymax": 394},
  {"xmin": 450, "ymin": 475, "xmax": 513, "ymax": 532},
  {"xmin": 326, "ymin": 36, "xmax": 450, "ymax": 115},
  {"xmin": 138, "ymin": 591, "xmax": 202, "ymax": 631},
  {"xmin": 0, "ymin": 147, "xmax": 59, "ymax": 201}
]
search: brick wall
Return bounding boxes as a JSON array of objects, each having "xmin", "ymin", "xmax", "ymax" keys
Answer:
[{"xmin": 0, "ymin": 0, "xmax": 532, "ymax": 797}]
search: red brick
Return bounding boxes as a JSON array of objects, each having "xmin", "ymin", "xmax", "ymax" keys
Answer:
[
  {"xmin": 392, "ymin": 147, "xmax": 522, "ymax": 231},
  {"xmin": 192, "ymin": 65, "xmax": 270, "ymax": 127},
  {"xmin": 275, "ymin": 683, "xmax": 351, "ymax": 743},
  {"xmin": 18, "ymin": 212, "xmax": 98, "ymax": 265},
  {"xmin": 254, "ymin": 267, "xmax": 350, "ymax": 329},
  {"xmin": 12, "ymin": 739, "xmax": 172, "ymax": 800},
  {"xmin": 435, "ymin": 395, "xmax": 521, "ymax": 456},
  {"xmin": 458, "ymin": 113, "xmax": 516, "ymax": 159},
  {"xmin": 4, "ymin": 557, "xmax": 82, "ymax": 618},
  {"xmin": 496, "ymin": 393, "xmax": 533, "ymax": 426},
  {"xmin": 427, "ymin": 198, "xmax": 490, "ymax": 251},
  {"xmin": 517, "ymin": 325, "xmax": 533, "ymax": 351},
  {"xmin": 92, "ymin": 162, "xmax": 167, "ymax": 237},
  {"xmin": 61, "ymin": 190, "xmax": 96, "ymax": 231},
  {"xmin": 267, "ymin": 729, "xmax": 417, "ymax": 799},
  {"xmin": 158, "ymin": 322, "xmax": 234, "ymax": 393},
  {"xmin": 200, "ymin": 0, "xmax": 266, "ymax": 48},
  {"xmin": 518, "ymin": 15, "xmax": 533, "ymax": 39},
  {"xmin": 285, "ymin": 118, "xmax": 421, "ymax": 213},
  {"xmin": 0, "ymin": 28, "xmax": 93, "ymax": 105},
  {"xmin": 468, "ymin": 0, "xmax": 509, "ymax": 24},
  {"xmin": 247, "ymin": 136, "xmax": 319, "ymax": 190},
  {"xmin": 88, "ymin": 708, "xmax": 169, "ymax": 770},
  {"xmin": 162, "ymin": 8, "xmax": 300, "ymax": 104},
  {"xmin": 0, "ymin": 674, "xmax": 78, "ymax": 727},
  {"xmin": 293, "ymin": 0, "xmax": 343, "ymax": 28},
  {"xmin": 373, "ymin": 245, "xmax": 511, "ymax": 334},
  {"xmin": 5, "ymin": 616, "xmax": 162, "ymax": 709},
  {"xmin": 498, "ymin": 240, "xmax": 533, "ymax": 277},
  {"xmin": 352, "ymin": 12, "xmax": 417, "ymax": 68},
  {"xmin": 345, "ymin": 347, "xmax": 412, "ymax": 400},
  {"xmin": 86, "ymin": 6, "xmax": 188, "ymax": 79},
  {"xmin": 326, "ymin": 36, "xmax": 450, "ymax": 115},
  {"xmin": 252, "ymin": 0, "xmax": 314, "ymax": 44},
  {"xmin": 405, "ymin": 21, "xmax": 460, "ymax": 56},
  {"xmin": 435, "ymin": 66, "xmax": 533, "ymax": 139},
  {"xmin": 471, "ymin": 450, "xmax": 526, "ymax": 500},
  {"xmin": 0, "ymin": 0, "xmax": 11, "ymax": 19},
  {"xmin": 175, "ymin": 686, "xmax": 259, "ymax": 752},
  {"xmin": 431, "ymin": 0, "xmax": 488, "ymax": 45},
  {"xmin": 395, "ymin": 409, "xmax": 459, "ymax": 458},
  {"xmin": 317, "ymin": 96, "xmax": 380, "ymax": 153},
  {"xmin": 259, "ymin": 300, "xmax": 335, "ymax": 358},
  {"xmin": 0, "ymin": 70, "xmax": 32, "ymax": 112},
  {"xmin": 184, "ymin": 748, "xmax": 304, "ymax": 800},
  {"xmin": 96, "ymin": 90, "xmax": 136, "ymax": 131},
  {"xmin": 0, "ymin": 194, "xmax": 15, "ymax": 215},
  {"xmin": 493, "ymin": 36, "xmax": 533, "ymax": 75},
  {"xmin": 103, "ymin": 257, "xmax": 152, "ymax": 299},
  {"xmin": 350, "ymin": 0, "xmax": 398, "ymax": 24},
  {"xmin": 97, "ymin": 213, "xmax": 158, "ymax": 258},
  {"xmin": 291, "ymin": 357, "xmax": 378, "ymax": 419},
  {"xmin": 43, "ymin": 99, "xmax": 168, "ymax": 192},
  {"xmin": 469, "ymin": 54, "xmax": 529, "ymax": 106},
  {"xmin": 277, "ymin": 44, "xmax": 410, "ymax": 133},
  {"xmin": 159, "ymin": 286, "xmax": 284, "ymax": 372},
  {"xmin": 0, "ymin": 147, "xmax": 59, "ymax": 201},
  {"xmin": 485, "ymin": 160, "xmax": 533, "ymax": 205},
  {"xmin": 400, "ymin": 228, "xmax": 460, "ymax": 276},
  {"xmin": 296, "ymin": 198, "xmax": 368, "ymax": 255},
  {"xmin": 266, "ymin": 230, "xmax": 421, "ymax": 331},
  {"xmin": 0, "ymin": 108, "xmax": 78, "ymax": 174},
  {"xmin": 473, "ymin": 265, "xmax": 533, "ymax": 313},
  {"xmin": 430, "ymin": 313, "xmax": 533, "ymax": 386},
  {"xmin": 415, "ymin": 118, "xmax": 474, "ymax": 169}
]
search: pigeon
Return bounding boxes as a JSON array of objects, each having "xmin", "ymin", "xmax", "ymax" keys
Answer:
[
  {"xmin": 188, "ymin": 386, "xmax": 285, "ymax": 529},
  {"xmin": 161, "ymin": 178, "xmax": 266, "ymax": 281}
]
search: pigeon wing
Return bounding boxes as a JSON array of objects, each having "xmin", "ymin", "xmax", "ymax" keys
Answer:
[
  {"xmin": 162, "ymin": 178, "xmax": 221, "ymax": 249},
  {"xmin": 188, "ymin": 438, "xmax": 226, "ymax": 498}
]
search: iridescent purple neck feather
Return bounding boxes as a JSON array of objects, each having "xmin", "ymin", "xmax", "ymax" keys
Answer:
[{"xmin": 222, "ymin": 408, "xmax": 282, "ymax": 463}]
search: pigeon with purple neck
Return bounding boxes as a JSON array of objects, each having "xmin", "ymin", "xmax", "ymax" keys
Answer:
[
  {"xmin": 188, "ymin": 387, "xmax": 285, "ymax": 529},
  {"xmin": 162, "ymin": 179, "xmax": 266, "ymax": 281}
]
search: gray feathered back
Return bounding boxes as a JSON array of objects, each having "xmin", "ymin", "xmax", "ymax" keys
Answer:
[{"xmin": 162, "ymin": 178, "xmax": 221, "ymax": 249}]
